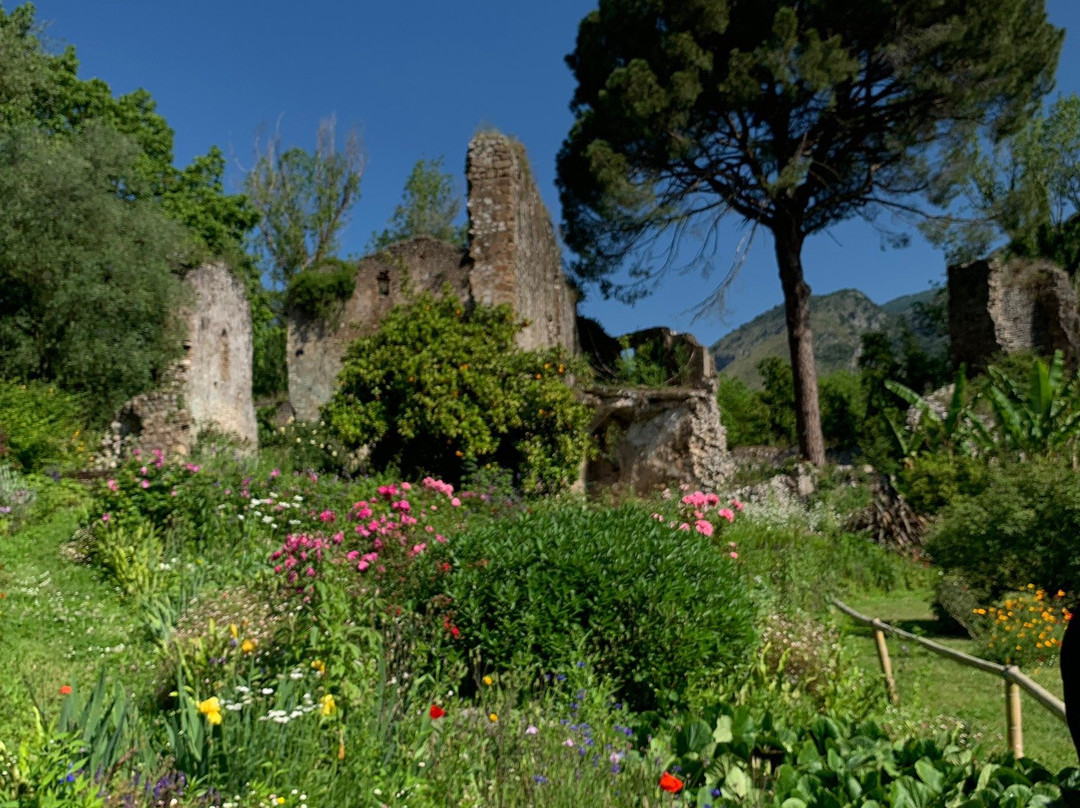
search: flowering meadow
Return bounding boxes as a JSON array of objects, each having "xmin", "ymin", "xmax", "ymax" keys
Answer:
[{"xmin": 2, "ymin": 443, "xmax": 1080, "ymax": 807}]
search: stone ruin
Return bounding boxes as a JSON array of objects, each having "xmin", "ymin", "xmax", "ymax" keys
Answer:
[
  {"xmin": 582, "ymin": 328, "xmax": 732, "ymax": 494},
  {"xmin": 948, "ymin": 255, "xmax": 1080, "ymax": 371},
  {"xmin": 283, "ymin": 130, "xmax": 733, "ymax": 493},
  {"xmin": 97, "ymin": 263, "xmax": 258, "ymax": 465},
  {"xmin": 287, "ymin": 130, "xmax": 579, "ymax": 421}
]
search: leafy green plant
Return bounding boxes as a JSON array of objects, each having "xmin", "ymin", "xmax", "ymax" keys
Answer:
[
  {"xmin": 885, "ymin": 367, "xmax": 979, "ymax": 459},
  {"xmin": 428, "ymin": 501, "xmax": 758, "ymax": 712},
  {"xmin": 286, "ymin": 258, "xmax": 357, "ymax": 322},
  {"xmin": 977, "ymin": 349, "xmax": 1080, "ymax": 457},
  {"xmin": 0, "ymin": 381, "xmax": 89, "ymax": 472},
  {"xmin": 927, "ymin": 454, "xmax": 1080, "ymax": 598},
  {"xmin": 324, "ymin": 293, "xmax": 592, "ymax": 494}
]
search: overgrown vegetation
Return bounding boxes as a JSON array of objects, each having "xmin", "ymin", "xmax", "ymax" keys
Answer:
[{"xmin": 324, "ymin": 293, "xmax": 592, "ymax": 494}]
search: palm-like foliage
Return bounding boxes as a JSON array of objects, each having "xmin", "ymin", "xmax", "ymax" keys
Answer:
[{"xmin": 979, "ymin": 350, "xmax": 1080, "ymax": 455}]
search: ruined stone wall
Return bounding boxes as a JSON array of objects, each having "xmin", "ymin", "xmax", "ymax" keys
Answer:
[
  {"xmin": 185, "ymin": 263, "xmax": 258, "ymax": 445},
  {"xmin": 96, "ymin": 263, "xmax": 257, "ymax": 465},
  {"xmin": 466, "ymin": 132, "xmax": 577, "ymax": 353},
  {"xmin": 584, "ymin": 381, "xmax": 731, "ymax": 495},
  {"xmin": 287, "ymin": 238, "xmax": 471, "ymax": 421},
  {"xmin": 948, "ymin": 256, "xmax": 1080, "ymax": 370}
]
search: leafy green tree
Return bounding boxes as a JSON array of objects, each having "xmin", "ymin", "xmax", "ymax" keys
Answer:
[
  {"xmin": 926, "ymin": 95, "xmax": 1080, "ymax": 269},
  {"xmin": 0, "ymin": 122, "xmax": 188, "ymax": 420},
  {"xmin": 557, "ymin": 0, "xmax": 1061, "ymax": 465},
  {"xmin": 324, "ymin": 293, "xmax": 591, "ymax": 494},
  {"xmin": 715, "ymin": 375, "xmax": 770, "ymax": 446},
  {"xmin": 0, "ymin": 4, "xmax": 255, "ymax": 260},
  {"xmin": 245, "ymin": 116, "xmax": 364, "ymax": 287},
  {"xmin": 369, "ymin": 157, "xmax": 465, "ymax": 251},
  {"xmin": 756, "ymin": 357, "xmax": 796, "ymax": 446}
]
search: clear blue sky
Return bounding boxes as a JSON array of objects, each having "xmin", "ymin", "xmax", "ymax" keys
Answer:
[{"xmin": 22, "ymin": 0, "xmax": 1080, "ymax": 346}]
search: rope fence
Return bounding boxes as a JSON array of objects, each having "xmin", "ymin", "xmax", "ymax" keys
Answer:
[{"xmin": 832, "ymin": 598, "xmax": 1066, "ymax": 758}]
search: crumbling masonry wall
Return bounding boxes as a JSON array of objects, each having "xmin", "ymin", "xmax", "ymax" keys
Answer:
[
  {"xmin": 97, "ymin": 263, "xmax": 257, "ymax": 465},
  {"xmin": 466, "ymin": 132, "xmax": 578, "ymax": 352},
  {"xmin": 948, "ymin": 256, "xmax": 1080, "ymax": 371},
  {"xmin": 288, "ymin": 238, "xmax": 470, "ymax": 421},
  {"xmin": 287, "ymin": 131, "xmax": 578, "ymax": 421}
]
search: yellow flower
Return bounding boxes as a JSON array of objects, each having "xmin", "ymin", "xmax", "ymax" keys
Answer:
[
  {"xmin": 483, "ymin": 676, "xmax": 493, "ymax": 686},
  {"xmin": 320, "ymin": 693, "xmax": 337, "ymax": 717},
  {"xmin": 197, "ymin": 697, "xmax": 222, "ymax": 725},
  {"xmin": 229, "ymin": 623, "xmax": 238, "ymax": 639},
  {"xmin": 241, "ymin": 638, "xmax": 256, "ymax": 653},
  {"xmin": 489, "ymin": 712, "xmax": 498, "ymax": 723},
  {"xmin": 312, "ymin": 659, "xmax": 326, "ymax": 674}
]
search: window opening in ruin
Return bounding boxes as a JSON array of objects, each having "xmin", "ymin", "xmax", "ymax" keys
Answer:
[{"xmin": 377, "ymin": 270, "xmax": 391, "ymax": 296}]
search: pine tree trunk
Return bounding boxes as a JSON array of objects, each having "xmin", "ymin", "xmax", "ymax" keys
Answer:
[{"xmin": 774, "ymin": 219, "xmax": 826, "ymax": 466}]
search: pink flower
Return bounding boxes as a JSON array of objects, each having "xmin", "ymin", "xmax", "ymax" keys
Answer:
[
  {"xmin": 410, "ymin": 543, "xmax": 427, "ymax": 557},
  {"xmin": 270, "ymin": 468, "xmax": 280, "ymax": 478},
  {"xmin": 451, "ymin": 497, "xmax": 461, "ymax": 508},
  {"xmin": 729, "ymin": 551, "xmax": 739, "ymax": 559},
  {"xmin": 305, "ymin": 567, "xmax": 316, "ymax": 577},
  {"xmin": 730, "ymin": 499, "xmax": 744, "ymax": 511},
  {"xmin": 678, "ymin": 522, "xmax": 691, "ymax": 531},
  {"xmin": 694, "ymin": 519, "xmax": 714, "ymax": 537},
  {"xmin": 525, "ymin": 725, "xmax": 539, "ymax": 735},
  {"xmin": 141, "ymin": 480, "xmax": 150, "ymax": 489},
  {"xmin": 319, "ymin": 510, "xmax": 336, "ymax": 523},
  {"xmin": 357, "ymin": 560, "xmax": 370, "ymax": 571},
  {"xmin": 106, "ymin": 479, "xmax": 118, "ymax": 493},
  {"xmin": 140, "ymin": 466, "xmax": 147, "ymax": 475},
  {"xmin": 401, "ymin": 482, "xmax": 412, "ymax": 491},
  {"xmin": 718, "ymin": 508, "xmax": 735, "ymax": 523},
  {"xmin": 101, "ymin": 513, "xmax": 111, "ymax": 522}
]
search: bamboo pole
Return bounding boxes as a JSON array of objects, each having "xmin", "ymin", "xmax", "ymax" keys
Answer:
[
  {"xmin": 872, "ymin": 620, "xmax": 899, "ymax": 705},
  {"xmin": 1005, "ymin": 668, "xmax": 1024, "ymax": 758},
  {"xmin": 829, "ymin": 600, "xmax": 1067, "ymax": 730}
]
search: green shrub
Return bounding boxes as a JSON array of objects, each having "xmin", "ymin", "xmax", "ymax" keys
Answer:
[
  {"xmin": 927, "ymin": 455, "xmax": 1080, "ymax": 598},
  {"xmin": 895, "ymin": 452, "xmax": 989, "ymax": 515},
  {"xmin": 286, "ymin": 259, "xmax": 357, "ymax": 321},
  {"xmin": 324, "ymin": 293, "xmax": 592, "ymax": 494},
  {"xmin": 0, "ymin": 379, "xmax": 89, "ymax": 471},
  {"xmin": 819, "ymin": 371, "xmax": 864, "ymax": 450},
  {"xmin": 431, "ymin": 502, "xmax": 758, "ymax": 711},
  {"xmin": 716, "ymin": 375, "xmax": 771, "ymax": 446}
]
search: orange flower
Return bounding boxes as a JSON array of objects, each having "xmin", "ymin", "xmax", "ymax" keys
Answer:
[
  {"xmin": 60, "ymin": 685, "xmax": 72, "ymax": 696},
  {"xmin": 429, "ymin": 704, "xmax": 446, "ymax": 719},
  {"xmin": 659, "ymin": 772, "xmax": 684, "ymax": 793}
]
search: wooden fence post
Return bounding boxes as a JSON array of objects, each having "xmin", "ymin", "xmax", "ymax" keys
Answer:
[
  {"xmin": 872, "ymin": 619, "xmax": 899, "ymax": 706},
  {"xmin": 1005, "ymin": 667, "xmax": 1024, "ymax": 758}
]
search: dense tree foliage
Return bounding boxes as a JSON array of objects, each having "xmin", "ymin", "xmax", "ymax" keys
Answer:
[
  {"xmin": 926, "ymin": 94, "xmax": 1080, "ymax": 270},
  {"xmin": 0, "ymin": 4, "xmax": 258, "ymax": 418},
  {"xmin": 245, "ymin": 116, "xmax": 364, "ymax": 288},
  {"xmin": 0, "ymin": 122, "xmax": 188, "ymax": 419},
  {"xmin": 369, "ymin": 157, "xmax": 466, "ymax": 251},
  {"xmin": 558, "ymin": 0, "xmax": 1062, "ymax": 465}
]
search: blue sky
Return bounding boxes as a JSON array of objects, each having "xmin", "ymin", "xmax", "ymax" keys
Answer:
[{"xmin": 23, "ymin": 0, "xmax": 1080, "ymax": 347}]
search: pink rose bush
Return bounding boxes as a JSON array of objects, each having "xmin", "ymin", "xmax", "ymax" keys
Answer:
[{"xmin": 651, "ymin": 486, "xmax": 744, "ymax": 561}]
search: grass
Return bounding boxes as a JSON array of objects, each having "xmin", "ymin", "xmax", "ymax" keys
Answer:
[
  {"xmin": 0, "ymin": 503, "xmax": 147, "ymax": 740},
  {"xmin": 839, "ymin": 587, "xmax": 1076, "ymax": 772}
]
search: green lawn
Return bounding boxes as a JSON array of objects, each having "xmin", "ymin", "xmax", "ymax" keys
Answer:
[
  {"xmin": 0, "ymin": 505, "xmax": 146, "ymax": 740},
  {"xmin": 839, "ymin": 588, "xmax": 1076, "ymax": 772}
]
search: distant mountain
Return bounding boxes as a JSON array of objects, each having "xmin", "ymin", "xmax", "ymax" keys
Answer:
[{"xmin": 710, "ymin": 288, "xmax": 942, "ymax": 387}]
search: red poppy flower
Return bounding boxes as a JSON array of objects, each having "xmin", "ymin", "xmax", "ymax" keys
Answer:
[
  {"xmin": 60, "ymin": 685, "xmax": 72, "ymax": 696},
  {"xmin": 659, "ymin": 772, "xmax": 684, "ymax": 793},
  {"xmin": 429, "ymin": 704, "xmax": 446, "ymax": 719}
]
